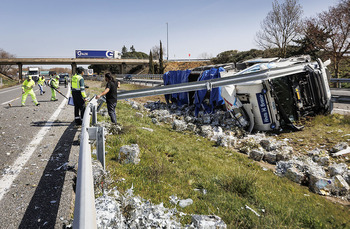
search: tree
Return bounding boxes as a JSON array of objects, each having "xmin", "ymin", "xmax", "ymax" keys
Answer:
[
  {"xmin": 151, "ymin": 45, "xmax": 160, "ymax": 60},
  {"xmin": 122, "ymin": 45, "xmax": 128, "ymax": 55},
  {"xmin": 212, "ymin": 50, "xmax": 239, "ymax": 64},
  {"xmin": 149, "ymin": 50, "xmax": 154, "ymax": 74},
  {"xmin": 314, "ymin": 0, "xmax": 350, "ymax": 78},
  {"xmin": 295, "ymin": 19, "xmax": 330, "ymax": 60},
  {"xmin": 198, "ymin": 52, "xmax": 213, "ymax": 59},
  {"xmin": 89, "ymin": 64, "xmax": 106, "ymax": 75},
  {"xmin": 255, "ymin": 0, "xmax": 303, "ymax": 57},
  {"xmin": 0, "ymin": 48, "xmax": 16, "ymax": 76},
  {"xmin": 159, "ymin": 41, "xmax": 164, "ymax": 74}
]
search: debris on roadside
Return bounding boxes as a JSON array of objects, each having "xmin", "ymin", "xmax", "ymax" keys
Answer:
[
  {"xmin": 140, "ymin": 100, "xmax": 350, "ymax": 200},
  {"xmin": 95, "ymin": 186, "xmax": 227, "ymax": 228},
  {"xmin": 118, "ymin": 144, "xmax": 141, "ymax": 165}
]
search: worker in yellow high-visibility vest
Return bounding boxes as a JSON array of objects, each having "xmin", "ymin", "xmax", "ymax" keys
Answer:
[
  {"xmin": 50, "ymin": 74, "xmax": 59, "ymax": 101},
  {"xmin": 37, "ymin": 75, "xmax": 46, "ymax": 95},
  {"xmin": 71, "ymin": 67, "xmax": 87, "ymax": 125},
  {"xmin": 21, "ymin": 75, "xmax": 40, "ymax": 106}
]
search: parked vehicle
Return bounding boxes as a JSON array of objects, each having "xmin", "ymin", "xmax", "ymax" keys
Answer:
[
  {"xmin": 123, "ymin": 75, "xmax": 132, "ymax": 81},
  {"xmin": 59, "ymin": 73, "xmax": 69, "ymax": 85},
  {"xmin": 28, "ymin": 67, "xmax": 40, "ymax": 82}
]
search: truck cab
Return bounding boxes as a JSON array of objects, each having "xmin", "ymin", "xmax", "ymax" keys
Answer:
[
  {"xmin": 28, "ymin": 67, "xmax": 40, "ymax": 82},
  {"xmin": 220, "ymin": 56, "xmax": 332, "ymax": 131}
]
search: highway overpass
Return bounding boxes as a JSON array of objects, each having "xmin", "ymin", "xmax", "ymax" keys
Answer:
[{"xmin": 0, "ymin": 58, "xmax": 153, "ymax": 79}]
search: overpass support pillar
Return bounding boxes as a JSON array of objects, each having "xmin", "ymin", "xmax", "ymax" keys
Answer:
[
  {"xmin": 17, "ymin": 63, "xmax": 23, "ymax": 81},
  {"xmin": 71, "ymin": 63, "xmax": 77, "ymax": 75},
  {"xmin": 120, "ymin": 63, "xmax": 126, "ymax": 74}
]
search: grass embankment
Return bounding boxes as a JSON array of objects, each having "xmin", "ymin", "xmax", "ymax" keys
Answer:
[
  {"xmin": 0, "ymin": 74, "xmax": 19, "ymax": 88},
  {"xmin": 277, "ymin": 115, "xmax": 350, "ymax": 157},
  {"xmin": 87, "ymin": 81, "xmax": 350, "ymax": 228}
]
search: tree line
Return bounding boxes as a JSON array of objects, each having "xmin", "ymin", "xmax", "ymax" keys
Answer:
[{"xmin": 214, "ymin": 0, "xmax": 350, "ymax": 78}]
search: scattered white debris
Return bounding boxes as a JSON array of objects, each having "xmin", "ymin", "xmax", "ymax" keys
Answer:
[
  {"xmin": 55, "ymin": 162, "xmax": 68, "ymax": 171},
  {"xmin": 245, "ymin": 205, "xmax": 261, "ymax": 217},
  {"xmin": 169, "ymin": 195, "xmax": 179, "ymax": 205},
  {"xmin": 179, "ymin": 198, "xmax": 193, "ymax": 208},
  {"xmin": 141, "ymin": 127, "xmax": 153, "ymax": 132},
  {"xmin": 119, "ymin": 144, "xmax": 140, "ymax": 164}
]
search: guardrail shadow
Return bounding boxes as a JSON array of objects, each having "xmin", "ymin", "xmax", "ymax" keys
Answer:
[
  {"xmin": 31, "ymin": 121, "xmax": 72, "ymax": 127},
  {"xmin": 19, "ymin": 122, "xmax": 78, "ymax": 228}
]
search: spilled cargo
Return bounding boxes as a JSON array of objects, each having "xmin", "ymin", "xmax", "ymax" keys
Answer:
[
  {"xmin": 117, "ymin": 55, "xmax": 332, "ymax": 132},
  {"xmin": 163, "ymin": 55, "xmax": 332, "ymax": 131}
]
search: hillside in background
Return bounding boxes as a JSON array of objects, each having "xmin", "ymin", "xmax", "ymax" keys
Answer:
[{"xmin": 164, "ymin": 61, "xmax": 211, "ymax": 72}]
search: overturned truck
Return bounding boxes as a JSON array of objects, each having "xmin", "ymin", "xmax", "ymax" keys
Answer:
[
  {"xmin": 118, "ymin": 56, "xmax": 332, "ymax": 132},
  {"xmin": 163, "ymin": 56, "xmax": 332, "ymax": 132}
]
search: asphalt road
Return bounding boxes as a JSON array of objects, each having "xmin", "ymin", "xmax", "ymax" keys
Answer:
[
  {"xmin": 331, "ymin": 88, "xmax": 350, "ymax": 115},
  {"xmin": 0, "ymin": 83, "xmax": 80, "ymax": 228}
]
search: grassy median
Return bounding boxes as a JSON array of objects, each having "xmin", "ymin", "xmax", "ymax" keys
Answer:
[{"xmin": 87, "ymin": 81, "xmax": 350, "ymax": 228}]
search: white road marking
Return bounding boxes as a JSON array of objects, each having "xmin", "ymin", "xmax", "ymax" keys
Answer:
[
  {"xmin": 0, "ymin": 90, "xmax": 70, "ymax": 201},
  {"xmin": 332, "ymin": 108, "xmax": 350, "ymax": 114},
  {"xmin": 1, "ymin": 89, "xmax": 41, "ymax": 105},
  {"xmin": 0, "ymin": 85, "xmax": 21, "ymax": 94},
  {"xmin": 1, "ymin": 96, "xmax": 21, "ymax": 105}
]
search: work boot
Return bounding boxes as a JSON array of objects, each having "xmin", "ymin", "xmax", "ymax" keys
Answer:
[
  {"xmin": 36, "ymin": 103, "xmax": 40, "ymax": 106},
  {"xmin": 51, "ymin": 99, "xmax": 58, "ymax": 101},
  {"xmin": 21, "ymin": 104, "xmax": 25, "ymax": 107}
]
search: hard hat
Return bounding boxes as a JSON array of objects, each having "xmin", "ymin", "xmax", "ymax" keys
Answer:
[
  {"xmin": 27, "ymin": 75, "xmax": 32, "ymax": 80},
  {"xmin": 56, "ymin": 75, "xmax": 60, "ymax": 79}
]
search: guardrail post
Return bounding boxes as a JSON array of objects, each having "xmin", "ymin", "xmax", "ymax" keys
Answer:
[
  {"xmin": 96, "ymin": 127, "xmax": 105, "ymax": 170},
  {"xmin": 87, "ymin": 126, "xmax": 106, "ymax": 170},
  {"xmin": 91, "ymin": 104, "xmax": 97, "ymax": 126}
]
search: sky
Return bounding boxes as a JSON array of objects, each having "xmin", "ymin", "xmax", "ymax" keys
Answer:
[{"xmin": 0, "ymin": 0, "xmax": 339, "ymax": 61}]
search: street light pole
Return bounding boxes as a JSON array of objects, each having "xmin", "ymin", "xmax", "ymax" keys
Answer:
[{"xmin": 166, "ymin": 22, "xmax": 169, "ymax": 61}]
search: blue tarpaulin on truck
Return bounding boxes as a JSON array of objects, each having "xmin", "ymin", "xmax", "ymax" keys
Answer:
[
  {"xmin": 163, "ymin": 68, "xmax": 225, "ymax": 115},
  {"xmin": 163, "ymin": 70, "xmax": 191, "ymax": 105},
  {"xmin": 194, "ymin": 67, "xmax": 225, "ymax": 116}
]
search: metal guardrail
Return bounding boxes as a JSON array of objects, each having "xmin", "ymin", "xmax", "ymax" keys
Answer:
[
  {"xmin": 73, "ymin": 97, "xmax": 106, "ymax": 229},
  {"xmin": 117, "ymin": 63, "xmax": 312, "ymax": 100},
  {"xmin": 330, "ymin": 78, "xmax": 350, "ymax": 83},
  {"xmin": 330, "ymin": 78, "xmax": 350, "ymax": 88},
  {"xmin": 116, "ymin": 74, "xmax": 163, "ymax": 80}
]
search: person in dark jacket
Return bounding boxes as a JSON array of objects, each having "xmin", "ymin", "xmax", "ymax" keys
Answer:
[
  {"xmin": 71, "ymin": 67, "xmax": 87, "ymax": 125},
  {"xmin": 96, "ymin": 73, "xmax": 120, "ymax": 124}
]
